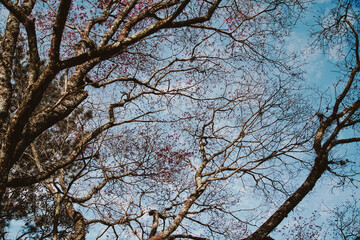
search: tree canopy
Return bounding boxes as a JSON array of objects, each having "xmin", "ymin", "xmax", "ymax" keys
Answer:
[{"xmin": 0, "ymin": 0, "xmax": 359, "ymax": 239}]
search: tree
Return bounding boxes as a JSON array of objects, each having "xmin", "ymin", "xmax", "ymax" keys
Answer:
[
  {"xmin": 0, "ymin": 0, "xmax": 359, "ymax": 239},
  {"xmin": 276, "ymin": 196, "xmax": 360, "ymax": 240},
  {"xmin": 327, "ymin": 196, "xmax": 360, "ymax": 240},
  {"xmin": 245, "ymin": 1, "xmax": 360, "ymax": 238}
]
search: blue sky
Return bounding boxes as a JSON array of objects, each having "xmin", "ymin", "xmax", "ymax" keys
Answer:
[{"xmin": 270, "ymin": 1, "xmax": 360, "ymax": 238}]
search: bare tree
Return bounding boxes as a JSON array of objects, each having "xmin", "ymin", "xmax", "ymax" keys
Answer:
[
  {"xmin": 244, "ymin": 1, "xmax": 360, "ymax": 239},
  {"xmin": 0, "ymin": 0, "xmax": 359, "ymax": 239}
]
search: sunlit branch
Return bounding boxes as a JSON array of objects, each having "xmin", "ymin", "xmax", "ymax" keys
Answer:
[
  {"xmin": 343, "ymin": 18, "xmax": 359, "ymax": 65},
  {"xmin": 49, "ymin": 0, "xmax": 72, "ymax": 63}
]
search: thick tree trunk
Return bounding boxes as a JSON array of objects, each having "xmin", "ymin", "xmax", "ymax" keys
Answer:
[
  {"xmin": 0, "ymin": 172, "xmax": 8, "ymax": 211},
  {"xmin": 244, "ymin": 157, "xmax": 328, "ymax": 240},
  {"xmin": 0, "ymin": 152, "xmax": 13, "ymax": 210},
  {"xmin": 0, "ymin": 13, "xmax": 19, "ymax": 129},
  {"xmin": 70, "ymin": 212, "xmax": 86, "ymax": 240},
  {"xmin": 63, "ymin": 200, "xmax": 86, "ymax": 240}
]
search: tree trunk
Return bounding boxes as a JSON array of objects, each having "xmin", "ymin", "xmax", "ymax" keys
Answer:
[{"xmin": 244, "ymin": 156, "xmax": 328, "ymax": 240}]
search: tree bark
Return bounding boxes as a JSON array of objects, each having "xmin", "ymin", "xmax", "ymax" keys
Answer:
[{"xmin": 244, "ymin": 156, "xmax": 328, "ymax": 240}]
